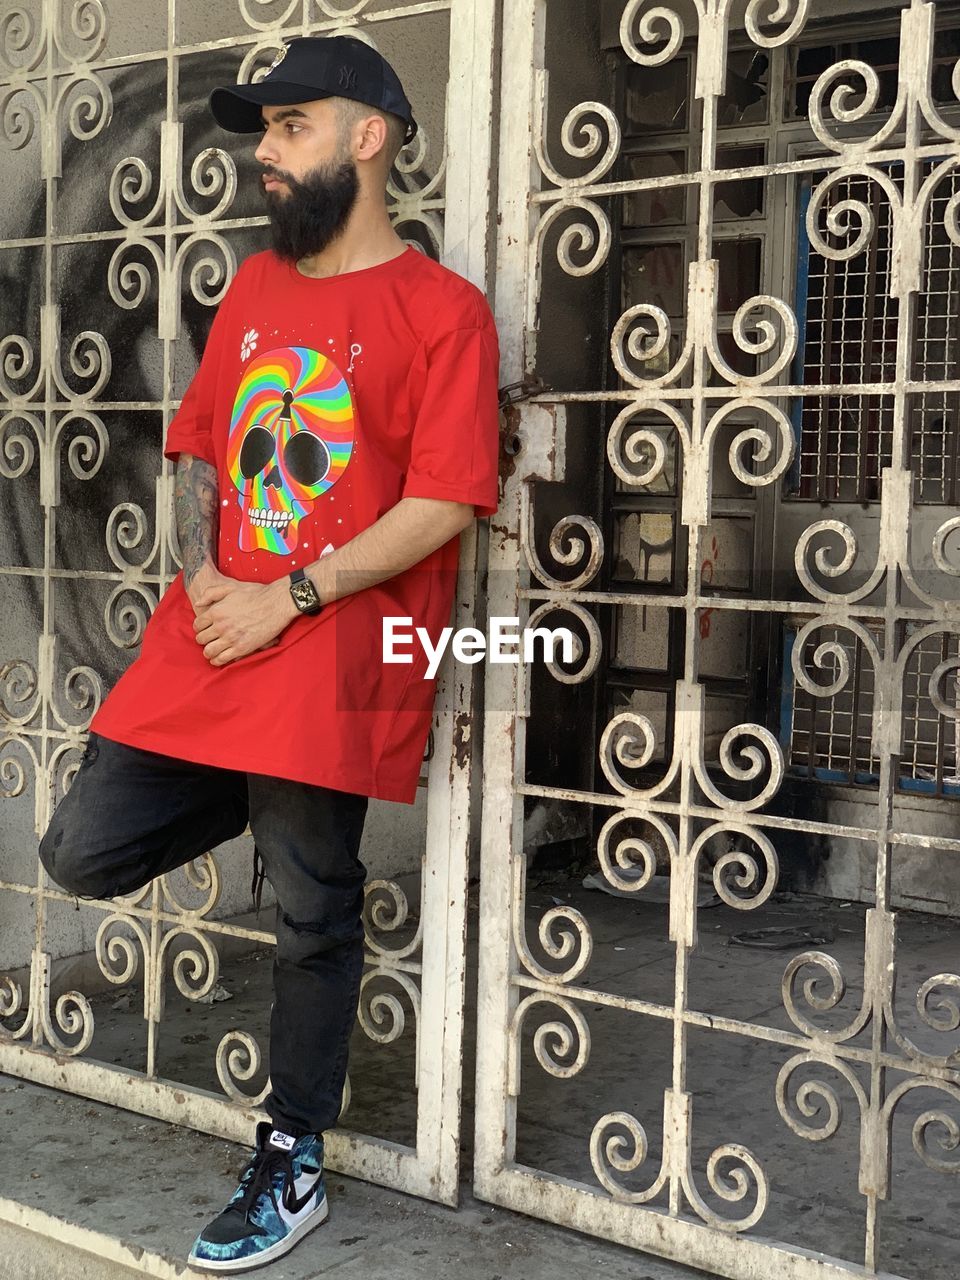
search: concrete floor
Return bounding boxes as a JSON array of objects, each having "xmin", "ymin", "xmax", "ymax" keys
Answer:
[
  {"xmin": 0, "ymin": 871, "xmax": 957, "ymax": 1280},
  {"xmin": 0, "ymin": 1073, "xmax": 706, "ymax": 1280}
]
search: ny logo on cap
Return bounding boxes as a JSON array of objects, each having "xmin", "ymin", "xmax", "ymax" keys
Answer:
[
  {"xmin": 266, "ymin": 44, "xmax": 288, "ymax": 75},
  {"xmin": 338, "ymin": 65, "xmax": 358, "ymax": 90}
]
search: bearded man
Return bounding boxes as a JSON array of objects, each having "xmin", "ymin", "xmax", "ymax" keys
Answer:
[{"xmin": 38, "ymin": 34, "xmax": 500, "ymax": 1274}]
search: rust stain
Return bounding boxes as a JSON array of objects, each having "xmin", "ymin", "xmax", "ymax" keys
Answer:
[
  {"xmin": 451, "ymin": 711, "xmax": 472, "ymax": 779},
  {"xmin": 489, "ymin": 520, "xmax": 519, "ymax": 548}
]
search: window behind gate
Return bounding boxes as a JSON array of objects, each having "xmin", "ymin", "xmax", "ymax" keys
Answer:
[{"xmin": 603, "ymin": 10, "xmax": 960, "ymax": 798}]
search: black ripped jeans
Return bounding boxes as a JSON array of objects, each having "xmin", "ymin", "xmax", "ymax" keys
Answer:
[{"xmin": 38, "ymin": 732, "xmax": 369, "ymax": 1139}]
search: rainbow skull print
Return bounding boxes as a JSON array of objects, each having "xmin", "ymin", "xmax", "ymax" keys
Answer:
[{"xmin": 226, "ymin": 346, "xmax": 355, "ymax": 555}]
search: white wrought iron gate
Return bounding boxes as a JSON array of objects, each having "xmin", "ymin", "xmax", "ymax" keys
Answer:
[
  {"xmin": 0, "ymin": 0, "xmax": 495, "ymax": 1206},
  {"xmin": 476, "ymin": 0, "xmax": 960, "ymax": 1277}
]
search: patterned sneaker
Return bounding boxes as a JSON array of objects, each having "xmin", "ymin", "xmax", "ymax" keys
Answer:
[{"xmin": 188, "ymin": 1121, "xmax": 327, "ymax": 1273}]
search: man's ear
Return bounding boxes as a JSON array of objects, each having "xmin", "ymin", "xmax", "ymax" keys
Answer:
[{"xmin": 356, "ymin": 113, "xmax": 389, "ymax": 162}]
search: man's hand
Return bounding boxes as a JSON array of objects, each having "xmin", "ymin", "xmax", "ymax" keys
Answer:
[
  {"xmin": 193, "ymin": 577, "xmax": 299, "ymax": 667},
  {"xmin": 185, "ymin": 559, "xmax": 230, "ymax": 614}
]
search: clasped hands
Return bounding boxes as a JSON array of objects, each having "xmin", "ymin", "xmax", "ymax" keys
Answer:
[{"xmin": 187, "ymin": 565, "xmax": 300, "ymax": 667}]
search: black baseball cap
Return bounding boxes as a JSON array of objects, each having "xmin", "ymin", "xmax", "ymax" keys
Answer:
[{"xmin": 210, "ymin": 35, "xmax": 418, "ymax": 145}]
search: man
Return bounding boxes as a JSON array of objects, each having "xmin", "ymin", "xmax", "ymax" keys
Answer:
[{"xmin": 38, "ymin": 35, "xmax": 500, "ymax": 1275}]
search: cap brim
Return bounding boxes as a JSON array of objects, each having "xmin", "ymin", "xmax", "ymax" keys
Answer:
[{"xmin": 209, "ymin": 82, "xmax": 331, "ymax": 133}]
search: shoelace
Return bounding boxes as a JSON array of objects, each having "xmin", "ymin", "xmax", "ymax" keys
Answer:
[
  {"xmin": 250, "ymin": 844, "xmax": 266, "ymax": 922},
  {"xmin": 232, "ymin": 1145, "xmax": 313, "ymax": 1222}
]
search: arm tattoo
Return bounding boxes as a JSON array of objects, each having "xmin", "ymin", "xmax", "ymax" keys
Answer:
[{"xmin": 175, "ymin": 453, "xmax": 219, "ymax": 590}]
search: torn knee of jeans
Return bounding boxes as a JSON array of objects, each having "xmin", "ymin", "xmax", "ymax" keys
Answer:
[{"xmin": 278, "ymin": 911, "xmax": 361, "ymax": 949}]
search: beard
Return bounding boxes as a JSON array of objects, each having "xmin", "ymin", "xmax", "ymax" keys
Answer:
[{"xmin": 260, "ymin": 155, "xmax": 360, "ymax": 264}]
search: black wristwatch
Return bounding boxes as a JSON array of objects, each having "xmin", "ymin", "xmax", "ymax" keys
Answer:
[{"xmin": 288, "ymin": 567, "xmax": 323, "ymax": 616}]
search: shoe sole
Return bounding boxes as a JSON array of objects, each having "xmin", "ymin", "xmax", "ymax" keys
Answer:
[{"xmin": 187, "ymin": 1195, "xmax": 329, "ymax": 1274}]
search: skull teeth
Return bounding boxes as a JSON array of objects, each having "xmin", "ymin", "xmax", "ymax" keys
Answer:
[{"xmin": 249, "ymin": 507, "xmax": 292, "ymax": 531}]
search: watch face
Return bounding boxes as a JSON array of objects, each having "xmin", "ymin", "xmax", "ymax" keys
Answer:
[{"xmin": 291, "ymin": 579, "xmax": 320, "ymax": 612}]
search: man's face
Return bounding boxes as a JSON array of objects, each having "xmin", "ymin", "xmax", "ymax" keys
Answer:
[
  {"xmin": 254, "ymin": 101, "xmax": 360, "ymax": 263},
  {"xmin": 255, "ymin": 100, "xmax": 345, "ymax": 183}
]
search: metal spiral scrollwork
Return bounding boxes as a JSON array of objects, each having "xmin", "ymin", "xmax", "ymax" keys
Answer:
[
  {"xmin": 791, "ymin": 618, "xmax": 880, "ymax": 705},
  {"xmin": 883, "ymin": 1079, "xmax": 960, "ymax": 1176},
  {"xmin": 917, "ymin": 974, "xmax": 960, "ymax": 1037},
  {"xmin": 0, "ymin": 659, "xmax": 40, "ymax": 728},
  {"xmin": 745, "ymin": 0, "xmax": 809, "ymax": 47},
  {"xmin": 693, "ymin": 724, "xmax": 784, "ymax": 811},
  {"xmin": 48, "ymin": 665, "xmax": 102, "ymax": 731},
  {"xmin": 159, "ymin": 927, "xmax": 220, "ymax": 1006},
  {"xmin": 611, "ymin": 303, "xmax": 680, "ymax": 388},
  {"xmin": 532, "ymin": 198, "xmax": 612, "ymax": 285},
  {"xmin": 513, "ymin": 886, "xmax": 593, "ymax": 985},
  {"xmin": 53, "ymin": 0, "xmax": 108, "ymax": 63},
  {"xmin": 944, "ymin": 156, "xmax": 960, "ymax": 243},
  {"xmin": 683, "ymin": 1144, "xmax": 768, "ymax": 1232},
  {"xmin": 110, "ymin": 156, "xmax": 162, "ymax": 229},
  {"xmin": 0, "ymin": 416, "xmax": 41, "ymax": 505},
  {"xmin": 104, "ymin": 583, "xmax": 158, "ymax": 650},
  {"xmin": 706, "ymin": 297, "xmax": 798, "ymax": 387},
  {"xmin": 523, "ymin": 602, "xmax": 601, "ymax": 686},
  {"xmin": 596, "ymin": 810, "xmax": 677, "ymax": 894},
  {"xmin": 176, "ymin": 147, "xmax": 238, "ymax": 224},
  {"xmin": 389, "ymin": 124, "xmax": 445, "ymax": 256},
  {"xmin": 42, "ymin": 988, "xmax": 95, "ymax": 1055},
  {"xmin": 0, "ymin": 735, "xmax": 34, "ymax": 801},
  {"xmin": 0, "ymin": 335, "xmax": 41, "ymax": 402},
  {"xmin": 783, "ymin": 949, "xmax": 871, "ymax": 1043},
  {"xmin": 48, "ymin": 739, "xmax": 85, "ymax": 801},
  {"xmin": 808, "ymin": 61, "xmax": 904, "ymax": 155},
  {"xmin": 53, "ymin": 411, "xmax": 109, "ymax": 494},
  {"xmin": 106, "ymin": 501, "xmax": 160, "ymax": 574},
  {"xmin": 108, "ymin": 238, "xmax": 164, "ymax": 314},
  {"xmin": 0, "ymin": 7, "xmax": 46, "ymax": 73},
  {"xmin": 521, "ymin": 486, "xmax": 603, "ymax": 591},
  {"xmin": 618, "ymin": 0, "xmax": 683, "ymax": 67},
  {"xmin": 927, "ymin": 655, "xmax": 960, "ymax": 726},
  {"xmin": 794, "ymin": 520, "xmax": 886, "ymax": 605},
  {"xmin": 509, "ymin": 993, "xmax": 590, "ymax": 1094},
  {"xmin": 57, "ymin": 73, "xmax": 113, "ymax": 152},
  {"xmin": 363, "ymin": 879, "xmax": 423, "ymax": 961},
  {"xmin": 0, "ymin": 975, "xmax": 25, "ymax": 1036},
  {"xmin": 606, "ymin": 403, "xmax": 683, "ymax": 489},
  {"xmin": 806, "ymin": 168, "xmax": 896, "ymax": 267},
  {"xmin": 159, "ymin": 855, "xmax": 221, "ymax": 918},
  {"xmin": 932, "ymin": 517, "xmax": 960, "ymax": 577},
  {"xmin": 599, "ymin": 710, "xmax": 674, "ymax": 798},
  {"xmin": 96, "ymin": 914, "xmax": 149, "ymax": 988},
  {"xmin": 690, "ymin": 822, "xmax": 779, "ymax": 911},
  {"xmin": 882, "ymin": 970, "xmax": 960, "ymax": 1070},
  {"xmin": 53, "ymin": 331, "xmax": 111, "ymax": 402},
  {"xmin": 216, "ymin": 1029, "xmax": 270, "ymax": 1106},
  {"xmin": 388, "ymin": 127, "xmax": 444, "ymax": 203},
  {"xmin": 176, "ymin": 234, "xmax": 235, "ymax": 310},
  {"xmin": 0, "ymin": 84, "xmax": 43, "ymax": 153},
  {"xmin": 589, "ymin": 1110, "xmax": 665, "ymax": 1203},
  {"xmin": 776, "ymin": 1053, "xmax": 867, "ymax": 1143},
  {"xmin": 358, "ymin": 969, "xmax": 422, "ymax": 1061},
  {"xmin": 704, "ymin": 399, "xmax": 795, "ymax": 493},
  {"xmin": 533, "ymin": 73, "xmax": 621, "ymax": 189}
]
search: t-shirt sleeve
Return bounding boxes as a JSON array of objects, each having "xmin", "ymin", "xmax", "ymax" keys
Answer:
[
  {"xmin": 163, "ymin": 265, "xmax": 243, "ymax": 467},
  {"xmin": 400, "ymin": 295, "xmax": 501, "ymax": 519}
]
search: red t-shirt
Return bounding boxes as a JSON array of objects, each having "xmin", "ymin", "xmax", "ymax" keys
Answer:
[{"xmin": 91, "ymin": 247, "xmax": 501, "ymax": 803}]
